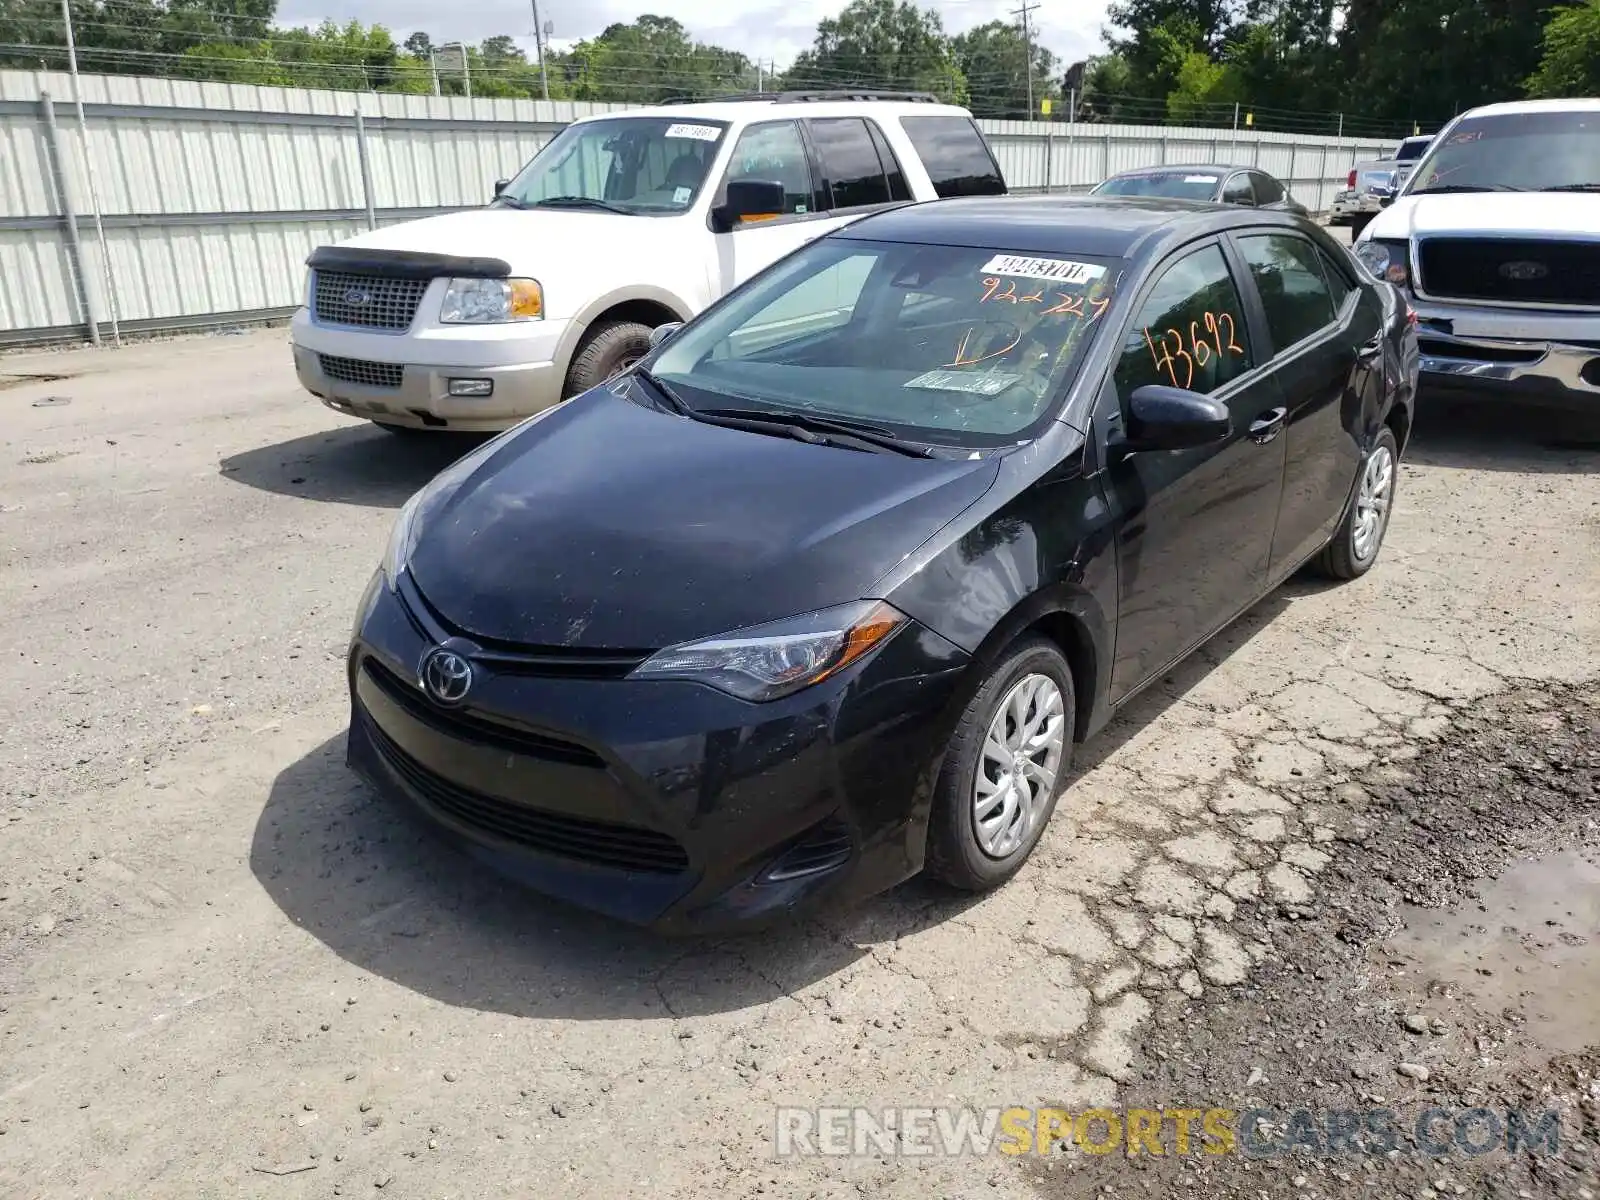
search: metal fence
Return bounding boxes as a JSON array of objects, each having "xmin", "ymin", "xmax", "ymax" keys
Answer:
[{"xmin": 0, "ymin": 69, "xmax": 1392, "ymax": 347}]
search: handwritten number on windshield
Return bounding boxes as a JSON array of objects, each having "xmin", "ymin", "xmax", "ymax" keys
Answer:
[
  {"xmin": 947, "ymin": 325, "xmax": 1024, "ymax": 368},
  {"xmin": 980, "ymin": 278, "xmax": 1110, "ymax": 322}
]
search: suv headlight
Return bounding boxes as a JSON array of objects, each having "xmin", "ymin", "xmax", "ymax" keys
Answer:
[
  {"xmin": 629, "ymin": 601, "xmax": 908, "ymax": 702},
  {"xmin": 440, "ymin": 277, "xmax": 543, "ymax": 324},
  {"xmin": 1354, "ymin": 240, "xmax": 1411, "ymax": 288}
]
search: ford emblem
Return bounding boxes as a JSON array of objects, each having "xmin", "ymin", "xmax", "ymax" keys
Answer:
[
  {"xmin": 343, "ymin": 286, "xmax": 373, "ymax": 306},
  {"xmin": 1498, "ymin": 260, "xmax": 1549, "ymax": 282}
]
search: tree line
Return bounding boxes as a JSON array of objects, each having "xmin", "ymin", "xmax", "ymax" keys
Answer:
[{"xmin": 1, "ymin": 0, "xmax": 1597, "ymax": 135}]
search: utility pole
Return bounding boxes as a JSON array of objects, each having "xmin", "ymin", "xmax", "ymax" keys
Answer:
[
  {"xmin": 60, "ymin": 0, "xmax": 119, "ymax": 346},
  {"xmin": 1011, "ymin": 0, "xmax": 1040, "ymax": 117},
  {"xmin": 531, "ymin": 0, "xmax": 550, "ymax": 101}
]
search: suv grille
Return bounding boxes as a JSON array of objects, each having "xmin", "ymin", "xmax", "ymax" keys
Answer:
[
  {"xmin": 320, "ymin": 354, "xmax": 403, "ymax": 390},
  {"xmin": 1418, "ymin": 238, "xmax": 1600, "ymax": 308},
  {"xmin": 313, "ymin": 270, "xmax": 429, "ymax": 330}
]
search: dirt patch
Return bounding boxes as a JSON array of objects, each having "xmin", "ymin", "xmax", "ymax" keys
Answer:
[{"xmin": 1027, "ymin": 681, "xmax": 1600, "ymax": 1199}]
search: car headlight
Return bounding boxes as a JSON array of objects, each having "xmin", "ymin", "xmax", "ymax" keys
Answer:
[
  {"xmin": 440, "ymin": 277, "xmax": 543, "ymax": 324},
  {"xmin": 629, "ymin": 600, "xmax": 909, "ymax": 702},
  {"xmin": 1354, "ymin": 239, "xmax": 1410, "ymax": 287}
]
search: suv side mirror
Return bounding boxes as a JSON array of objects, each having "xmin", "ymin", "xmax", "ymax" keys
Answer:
[
  {"xmin": 494, "ymin": 179, "xmax": 510, "ymax": 199},
  {"xmin": 649, "ymin": 322, "xmax": 684, "ymax": 348},
  {"xmin": 1126, "ymin": 385, "xmax": 1231, "ymax": 451},
  {"xmin": 712, "ymin": 180, "xmax": 786, "ymax": 233}
]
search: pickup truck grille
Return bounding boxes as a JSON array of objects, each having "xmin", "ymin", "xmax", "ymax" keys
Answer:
[
  {"xmin": 1418, "ymin": 238, "xmax": 1600, "ymax": 307},
  {"xmin": 313, "ymin": 270, "xmax": 429, "ymax": 330}
]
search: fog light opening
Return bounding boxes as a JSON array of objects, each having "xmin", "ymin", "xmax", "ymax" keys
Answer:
[
  {"xmin": 758, "ymin": 816, "xmax": 853, "ymax": 884},
  {"xmin": 447, "ymin": 378, "xmax": 494, "ymax": 397}
]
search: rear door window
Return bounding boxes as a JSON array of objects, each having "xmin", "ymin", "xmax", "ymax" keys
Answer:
[
  {"xmin": 898, "ymin": 115, "xmax": 1006, "ymax": 198},
  {"xmin": 807, "ymin": 118, "xmax": 893, "ymax": 210},
  {"xmin": 1237, "ymin": 233, "xmax": 1337, "ymax": 352}
]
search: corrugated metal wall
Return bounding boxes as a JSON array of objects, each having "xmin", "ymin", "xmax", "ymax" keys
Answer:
[{"xmin": 0, "ymin": 69, "xmax": 1391, "ymax": 346}]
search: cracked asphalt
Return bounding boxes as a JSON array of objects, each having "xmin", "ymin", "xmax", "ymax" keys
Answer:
[{"xmin": 2, "ymin": 329, "xmax": 1597, "ymax": 1199}]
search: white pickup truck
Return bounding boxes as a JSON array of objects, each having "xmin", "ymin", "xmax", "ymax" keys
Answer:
[
  {"xmin": 1352, "ymin": 99, "xmax": 1599, "ymax": 413},
  {"xmin": 290, "ymin": 92, "xmax": 1008, "ymax": 433}
]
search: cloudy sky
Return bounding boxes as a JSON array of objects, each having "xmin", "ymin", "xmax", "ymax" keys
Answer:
[{"xmin": 274, "ymin": 0, "xmax": 1110, "ymax": 72}]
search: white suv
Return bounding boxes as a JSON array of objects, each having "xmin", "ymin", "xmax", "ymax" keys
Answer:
[{"xmin": 290, "ymin": 92, "xmax": 1007, "ymax": 433}]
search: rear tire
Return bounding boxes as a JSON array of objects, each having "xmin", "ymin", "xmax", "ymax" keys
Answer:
[
  {"xmin": 563, "ymin": 320, "xmax": 654, "ymax": 398},
  {"xmin": 1314, "ymin": 426, "xmax": 1398, "ymax": 580},
  {"xmin": 925, "ymin": 636, "xmax": 1075, "ymax": 892}
]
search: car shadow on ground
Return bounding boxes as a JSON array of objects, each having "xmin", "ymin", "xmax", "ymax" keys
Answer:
[
  {"xmin": 251, "ymin": 594, "xmax": 1294, "ymax": 1021},
  {"xmin": 1406, "ymin": 398, "xmax": 1600, "ymax": 474},
  {"xmin": 219, "ymin": 423, "xmax": 486, "ymax": 507}
]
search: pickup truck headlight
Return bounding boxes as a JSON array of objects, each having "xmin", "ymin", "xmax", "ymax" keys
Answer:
[
  {"xmin": 440, "ymin": 277, "xmax": 543, "ymax": 324},
  {"xmin": 1354, "ymin": 240, "xmax": 1411, "ymax": 288},
  {"xmin": 629, "ymin": 601, "xmax": 908, "ymax": 702}
]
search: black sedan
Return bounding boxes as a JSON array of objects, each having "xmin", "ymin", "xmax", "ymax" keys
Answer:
[
  {"xmin": 1093, "ymin": 164, "xmax": 1309, "ymax": 215},
  {"xmin": 346, "ymin": 196, "xmax": 1417, "ymax": 933}
]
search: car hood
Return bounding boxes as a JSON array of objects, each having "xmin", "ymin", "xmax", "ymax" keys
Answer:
[
  {"xmin": 1367, "ymin": 192, "xmax": 1600, "ymax": 241},
  {"xmin": 405, "ymin": 389, "xmax": 1003, "ymax": 650}
]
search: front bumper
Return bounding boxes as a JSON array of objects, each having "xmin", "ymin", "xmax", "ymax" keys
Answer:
[
  {"xmin": 1410, "ymin": 297, "xmax": 1600, "ymax": 411},
  {"xmin": 345, "ymin": 571, "xmax": 971, "ymax": 933},
  {"xmin": 290, "ymin": 309, "xmax": 569, "ymax": 431}
]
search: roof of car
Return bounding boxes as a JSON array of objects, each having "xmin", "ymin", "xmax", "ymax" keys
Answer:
[
  {"xmin": 1104, "ymin": 163, "xmax": 1246, "ymax": 177},
  {"xmin": 1460, "ymin": 98, "xmax": 1600, "ymax": 118},
  {"xmin": 570, "ymin": 93, "xmax": 975, "ymax": 125},
  {"xmin": 835, "ymin": 195, "xmax": 1308, "ymax": 260}
]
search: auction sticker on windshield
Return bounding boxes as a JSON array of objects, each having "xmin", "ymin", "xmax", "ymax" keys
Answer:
[
  {"xmin": 665, "ymin": 123, "xmax": 722, "ymax": 141},
  {"xmin": 980, "ymin": 255, "xmax": 1107, "ymax": 285},
  {"xmin": 903, "ymin": 369, "xmax": 1023, "ymax": 396}
]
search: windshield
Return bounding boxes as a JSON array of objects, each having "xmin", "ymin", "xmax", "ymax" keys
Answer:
[
  {"xmin": 1405, "ymin": 109, "xmax": 1600, "ymax": 194},
  {"xmin": 648, "ymin": 238, "xmax": 1123, "ymax": 448},
  {"xmin": 496, "ymin": 117, "xmax": 729, "ymax": 214},
  {"xmin": 1094, "ymin": 171, "xmax": 1220, "ymax": 201}
]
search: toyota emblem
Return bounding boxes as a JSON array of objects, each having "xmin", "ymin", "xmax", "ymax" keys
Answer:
[
  {"xmin": 343, "ymin": 286, "xmax": 373, "ymax": 307},
  {"xmin": 420, "ymin": 648, "xmax": 473, "ymax": 705},
  {"xmin": 1498, "ymin": 260, "xmax": 1549, "ymax": 282}
]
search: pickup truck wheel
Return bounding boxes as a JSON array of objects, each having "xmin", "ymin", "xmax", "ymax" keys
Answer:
[{"xmin": 563, "ymin": 320, "xmax": 654, "ymax": 398}]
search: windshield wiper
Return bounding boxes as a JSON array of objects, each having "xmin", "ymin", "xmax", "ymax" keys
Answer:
[
  {"xmin": 491, "ymin": 194, "xmax": 530, "ymax": 209},
  {"xmin": 1409, "ymin": 183, "xmax": 1527, "ymax": 194},
  {"xmin": 1536, "ymin": 182, "xmax": 1600, "ymax": 192},
  {"xmin": 696, "ymin": 406, "xmax": 934, "ymax": 458},
  {"xmin": 529, "ymin": 196, "xmax": 635, "ymax": 215},
  {"xmin": 631, "ymin": 366, "xmax": 693, "ymax": 416}
]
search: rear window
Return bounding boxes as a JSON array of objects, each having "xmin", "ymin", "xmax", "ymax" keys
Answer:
[
  {"xmin": 899, "ymin": 116, "xmax": 1006, "ymax": 198},
  {"xmin": 1395, "ymin": 137, "xmax": 1431, "ymax": 161},
  {"xmin": 1095, "ymin": 171, "xmax": 1220, "ymax": 201}
]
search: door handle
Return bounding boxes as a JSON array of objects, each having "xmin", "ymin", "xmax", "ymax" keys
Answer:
[
  {"xmin": 1358, "ymin": 336, "xmax": 1384, "ymax": 364},
  {"xmin": 1248, "ymin": 406, "xmax": 1288, "ymax": 444}
]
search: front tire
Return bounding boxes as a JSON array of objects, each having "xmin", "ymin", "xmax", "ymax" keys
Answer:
[
  {"xmin": 1314, "ymin": 425, "xmax": 1398, "ymax": 580},
  {"xmin": 925, "ymin": 636, "xmax": 1075, "ymax": 891},
  {"xmin": 563, "ymin": 320, "xmax": 654, "ymax": 398}
]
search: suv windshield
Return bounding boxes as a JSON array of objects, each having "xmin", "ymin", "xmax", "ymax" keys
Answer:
[
  {"xmin": 1406, "ymin": 109, "xmax": 1600, "ymax": 194},
  {"xmin": 1094, "ymin": 171, "xmax": 1220, "ymax": 201},
  {"xmin": 497, "ymin": 117, "xmax": 729, "ymax": 214},
  {"xmin": 648, "ymin": 238, "xmax": 1123, "ymax": 447}
]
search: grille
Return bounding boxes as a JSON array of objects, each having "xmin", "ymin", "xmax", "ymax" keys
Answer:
[
  {"xmin": 313, "ymin": 270, "xmax": 429, "ymax": 330},
  {"xmin": 1418, "ymin": 238, "xmax": 1600, "ymax": 308},
  {"xmin": 319, "ymin": 354, "xmax": 404, "ymax": 390},
  {"xmin": 363, "ymin": 658, "xmax": 605, "ymax": 768},
  {"xmin": 362, "ymin": 712, "xmax": 689, "ymax": 874}
]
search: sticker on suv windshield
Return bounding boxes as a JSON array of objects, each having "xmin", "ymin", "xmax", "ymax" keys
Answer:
[
  {"xmin": 665, "ymin": 123, "xmax": 721, "ymax": 141},
  {"xmin": 1184, "ymin": 174, "xmax": 1217, "ymax": 183},
  {"xmin": 904, "ymin": 369, "xmax": 1021, "ymax": 396},
  {"xmin": 980, "ymin": 255, "xmax": 1106, "ymax": 284}
]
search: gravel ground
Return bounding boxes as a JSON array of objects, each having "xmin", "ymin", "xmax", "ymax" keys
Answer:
[{"xmin": 1, "ymin": 328, "xmax": 1597, "ymax": 1199}]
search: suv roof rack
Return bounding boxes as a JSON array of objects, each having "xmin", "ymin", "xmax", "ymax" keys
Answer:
[{"xmin": 659, "ymin": 90, "xmax": 943, "ymax": 106}]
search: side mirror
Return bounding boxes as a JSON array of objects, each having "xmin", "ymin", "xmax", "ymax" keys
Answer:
[
  {"xmin": 712, "ymin": 180, "xmax": 786, "ymax": 233},
  {"xmin": 1125, "ymin": 384, "xmax": 1231, "ymax": 451},
  {"xmin": 649, "ymin": 322, "xmax": 683, "ymax": 348},
  {"xmin": 494, "ymin": 179, "xmax": 510, "ymax": 199}
]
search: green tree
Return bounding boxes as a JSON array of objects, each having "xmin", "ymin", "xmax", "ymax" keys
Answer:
[
  {"xmin": 951, "ymin": 20, "xmax": 1058, "ymax": 118},
  {"xmin": 784, "ymin": 0, "xmax": 968, "ymax": 103},
  {"xmin": 1166, "ymin": 49, "xmax": 1244, "ymax": 122},
  {"xmin": 1525, "ymin": 0, "xmax": 1600, "ymax": 96},
  {"xmin": 562, "ymin": 15, "xmax": 750, "ymax": 102},
  {"xmin": 403, "ymin": 31, "xmax": 433, "ymax": 58}
]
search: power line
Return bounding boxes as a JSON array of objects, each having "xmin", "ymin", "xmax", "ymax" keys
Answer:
[{"xmin": 1010, "ymin": 0, "xmax": 1039, "ymax": 115}]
